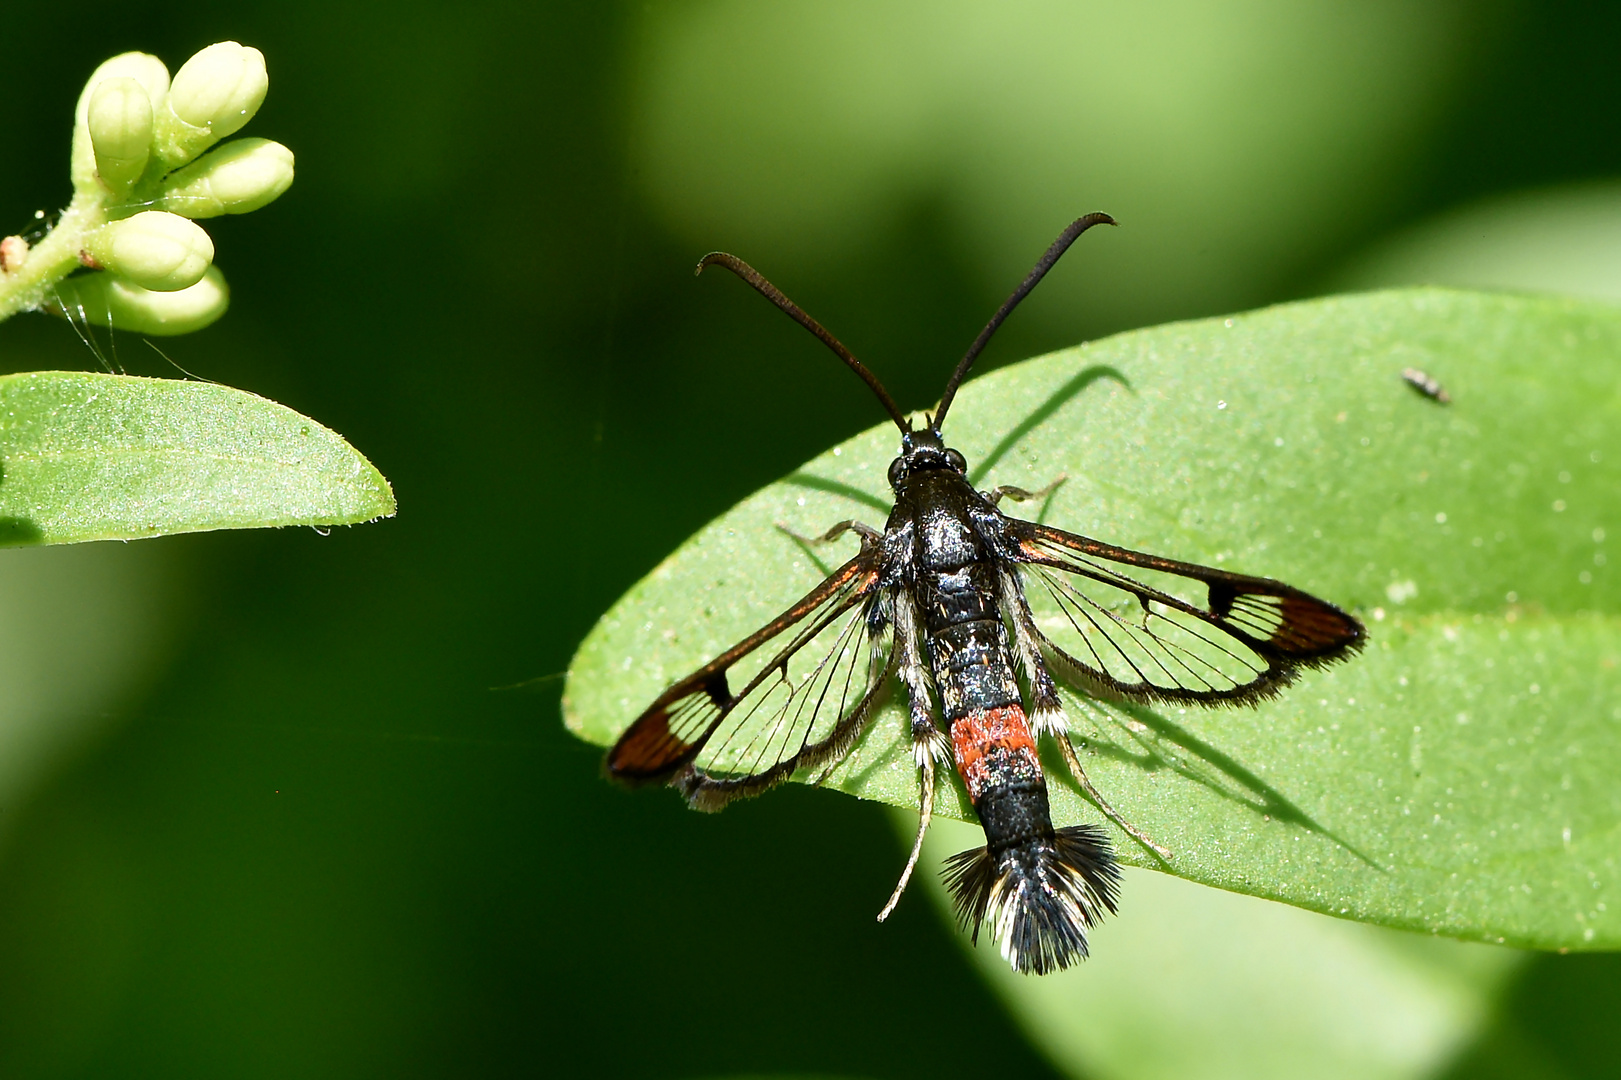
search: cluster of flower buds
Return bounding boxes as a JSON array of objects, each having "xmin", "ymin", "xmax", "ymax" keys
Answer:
[{"xmin": 48, "ymin": 42, "xmax": 292, "ymax": 333}]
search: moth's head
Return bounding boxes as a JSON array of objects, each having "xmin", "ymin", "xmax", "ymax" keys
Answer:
[{"xmin": 888, "ymin": 427, "xmax": 967, "ymax": 490}]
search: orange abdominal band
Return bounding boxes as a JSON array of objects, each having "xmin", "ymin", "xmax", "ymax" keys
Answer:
[{"xmin": 950, "ymin": 705, "xmax": 1039, "ymax": 803}]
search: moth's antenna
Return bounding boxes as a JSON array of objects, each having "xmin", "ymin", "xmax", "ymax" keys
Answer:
[
  {"xmin": 697, "ymin": 252, "xmax": 911, "ymax": 434},
  {"xmin": 933, "ymin": 212, "xmax": 1116, "ymax": 430}
]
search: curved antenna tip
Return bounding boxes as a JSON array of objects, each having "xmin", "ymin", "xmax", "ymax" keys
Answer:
[
  {"xmin": 693, "ymin": 249, "xmax": 911, "ymax": 434},
  {"xmin": 933, "ymin": 212, "xmax": 1116, "ymax": 429}
]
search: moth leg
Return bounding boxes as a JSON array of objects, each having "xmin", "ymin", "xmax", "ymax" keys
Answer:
[
  {"xmin": 892, "ymin": 587, "xmax": 949, "ymax": 769},
  {"xmin": 878, "ymin": 760, "xmax": 934, "ymax": 922},
  {"xmin": 1054, "ymin": 736, "xmax": 1171, "ymax": 862},
  {"xmin": 999, "ymin": 566, "xmax": 1067, "ymax": 736},
  {"xmin": 1000, "ymin": 566, "xmax": 1172, "ymax": 862},
  {"xmin": 776, "ymin": 519, "xmax": 883, "ymax": 546},
  {"xmin": 878, "ymin": 587, "xmax": 948, "ymax": 921},
  {"xmin": 986, "ymin": 474, "xmax": 1067, "ymax": 508}
]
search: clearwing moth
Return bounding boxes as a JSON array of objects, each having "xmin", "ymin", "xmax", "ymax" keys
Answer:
[{"xmin": 604, "ymin": 215, "xmax": 1366, "ymax": 974}]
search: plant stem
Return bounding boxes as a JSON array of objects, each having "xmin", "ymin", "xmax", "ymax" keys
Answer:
[{"xmin": 0, "ymin": 192, "xmax": 107, "ymax": 323}]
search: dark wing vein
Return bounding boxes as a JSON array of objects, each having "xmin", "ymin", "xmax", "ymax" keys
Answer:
[
  {"xmin": 606, "ymin": 551, "xmax": 892, "ymax": 808},
  {"xmin": 1009, "ymin": 520, "xmax": 1364, "ymax": 706}
]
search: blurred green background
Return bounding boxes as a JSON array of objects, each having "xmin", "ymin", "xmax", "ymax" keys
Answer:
[{"xmin": 2, "ymin": 2, "xmax": 1620, "ymax": 1078}]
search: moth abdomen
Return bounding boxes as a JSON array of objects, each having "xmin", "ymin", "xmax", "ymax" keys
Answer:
[{"xmin": 943, "ymin": 823, "xmax": 1120, "ymax": 975}]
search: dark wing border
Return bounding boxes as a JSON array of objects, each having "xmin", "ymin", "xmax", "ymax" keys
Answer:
[
  {"xmin": 1009, "ymin": 519, "xmax": 1365, "ymax": 707},
  {"xmin": 606, "ymin": 548, "xmax": 890, "ymax": 808}
]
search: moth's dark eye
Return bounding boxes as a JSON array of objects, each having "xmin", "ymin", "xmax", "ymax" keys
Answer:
[
  {"xmin": 945, "ymin": 449, "xmax": 967, "ymax": 473},
  {"xmin": 887, "ymin": 457, "xmax": 906, "ymax": 487}
]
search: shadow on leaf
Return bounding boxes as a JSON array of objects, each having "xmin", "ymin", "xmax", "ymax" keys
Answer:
[
  {"xmin": 1064, "ymin": 694, "xmax": 1380, "ymax": 869},
  {"xmin": 0, "ymin": 461, "xmax": 43, "ymax": 547},
  {"xmin": 0, "ymin": 516, "xmax": 44, "ymax": 547},
  {"xmin": 969, "ymin": 363, "xmax": 1130, "ymax": 484}
]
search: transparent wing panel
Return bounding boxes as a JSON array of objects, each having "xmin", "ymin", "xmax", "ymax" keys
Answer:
[
  {"xmin": 1026, "ymin": 563, "xmax": 1268, "ymax": 698},
  {"xmin": 694, "ymin": 590, "xmax": 891, "ymax": 781},
  {"xmin": 1010, "ymin": 522, "xmax": 1362, "ymax": 706},
  {"xmin": 607, "ymin": 554, "xmax": 891, "ymax": 799}
]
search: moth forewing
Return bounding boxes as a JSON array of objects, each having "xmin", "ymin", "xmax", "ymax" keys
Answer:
[
  {"xmin": 606, "ymin": 551, "xmax": 884, "ymax": 790},
  {"xmin": 691, "ymin": 588, "xmax": 891, "ymax": 782},
  {"xmin": 1022, "ymin": 562, "xmax": 1275, "ymax": 699},
  {"xmin": 1010, "ymin": 521, "xmax": 1364, "ymax": 706}
]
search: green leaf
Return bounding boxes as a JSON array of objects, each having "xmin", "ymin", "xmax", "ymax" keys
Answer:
[
  {"xmin": 0, "ymin": 371, "xmax": 394, "ymax": 545},
  {"xmin": 565, "ymin": 288, "xmax": 1621, "ymax": 951},
  {"xmin": 917, "ymin": 820, "xmax": 1523, "ymax": 1080}
]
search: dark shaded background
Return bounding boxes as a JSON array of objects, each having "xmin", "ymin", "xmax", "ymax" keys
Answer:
[{"xmin": 0, "ymin": 3, "xmax": 1618, "ymax": 1078}]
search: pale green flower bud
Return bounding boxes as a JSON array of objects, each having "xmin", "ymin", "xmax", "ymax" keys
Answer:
[
  {"xmin": 75, "ymin": 51, "xmax": 171, "ymax": 124},
  {"xmin": 84, "ymin": 211, "xmax": 214, "ymax": 292},
  {"xmin": 71, "ymin": 52, "xmax": 170, "ymax": 190},
  {"xmin": 53, "ymin": 266, "xmax": 229, "ymax": 335},
  {"xmin": 158, "ymin": 138, "xmax": 294, "ymax": 218},
  {"xmin": 87, "ymin": 77, "xmax": 155, "ymax": 194},
  {"xmin": 169, "ymin": 42, "xmax": 267, "ymax": 135}
]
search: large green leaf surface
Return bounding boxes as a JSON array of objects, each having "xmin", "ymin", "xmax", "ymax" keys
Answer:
[
  {"xmin": 565, "ymin": 288, "xmax": 1621, "ymax": 950},
  {"xmin": 0, "ymin": 371, "xmax": 395, "ymax": 545}
]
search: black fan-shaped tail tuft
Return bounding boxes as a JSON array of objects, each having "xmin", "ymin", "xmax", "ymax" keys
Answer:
[{"xmin": 941, "ymin": 824, "xmax": 1121, "ymax": 975}]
